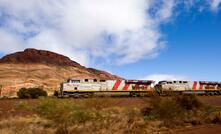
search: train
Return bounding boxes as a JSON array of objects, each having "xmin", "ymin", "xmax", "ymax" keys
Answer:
[{"xmin": 55, "ymin": 78, "xmax": 221, "ymax": 97}]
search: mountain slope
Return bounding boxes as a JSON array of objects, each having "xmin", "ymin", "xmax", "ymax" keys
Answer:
[{"xmin": 0, "ymin": 49, "xmax": 122, "ymax": 97}]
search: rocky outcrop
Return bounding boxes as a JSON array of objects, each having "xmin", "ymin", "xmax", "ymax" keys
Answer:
[
  {"xmin": 0, "ymin": 48, "xmax": 82, "ymax": 67},
  {"xmin": 0, "ymin": 48, "xmax": 122, "ymax": 97}
]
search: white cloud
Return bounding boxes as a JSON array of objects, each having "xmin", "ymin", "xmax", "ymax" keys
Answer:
[
  {"xmin": 0, "ymin": 0, "xmax": 219, "ymax": 66},
  {"xmin": 156, "ymin": 0, "xmax": 175, "ymax": 22},
  {"xmin": 210, "ymin": 0, "xmax": 221, "ymax": 11},
  {"xmin": 0, "ymin": 28, "xmax": 24, "ymax": 53},
  {"xmin": 142, "ymin": 74, "xmax": 189, "ymax": 83},
  {"xmin": 0, "ymin": 0, "xmax": 175, "ymax": 66}
]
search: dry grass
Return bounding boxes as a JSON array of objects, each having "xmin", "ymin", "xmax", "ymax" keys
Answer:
[
  {"xmin": 0, "ymin": 116, "xmax": 54, "ymax": 134},
  {"xmin": 13, "ymin": 97, "xmax": 164, "ymax": 134},
  {"xmin": 1, "ymin": 96, "xmax": 221, "ymax": 134},
  {"xmin": 0, "ymin": 110, "xmax": 162, "ymax": 134},
  {"xmin": 80, "ymin": 97, "xmax": 121, "ymax": 110},
  {"xmin": 142, "ymin": 95, "xmax": 221, "ymax": 128}
]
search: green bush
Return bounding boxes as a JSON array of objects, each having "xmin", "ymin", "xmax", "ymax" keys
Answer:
[
  {"xmin": 142, "ymin": 95, "xmax": 203, "ymax": 120},
  {"xmin": 153, "ymin": 97, "xmax": 184, "ymax": 120},
  {"xmin": 30, "ymin": 97, "xmax": 102, "ymax": 134},
  {"xmin": 175, "ymin": 94, "xmax": 202, "ymax": 111},
  {"xmin": 141, "ymin": 95, "xmax": 217, "ymax": 128},
  {"xmin": 17, "ymin": 87, "xmax": 47, "ymax": 99}
]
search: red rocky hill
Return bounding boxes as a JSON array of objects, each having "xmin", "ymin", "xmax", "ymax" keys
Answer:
[{"xmin": 0, "ymin": 48, "xmax": 122, "ymax": 97}]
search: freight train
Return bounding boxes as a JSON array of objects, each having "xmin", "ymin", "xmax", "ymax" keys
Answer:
[{"xmin": 55, "ymin": 78, "xmax": 221, "ymax": 97}]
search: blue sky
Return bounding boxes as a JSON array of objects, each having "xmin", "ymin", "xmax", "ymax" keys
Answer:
[
  {"xmin": 0, "ymin": 0, "xmax": 221, "ymax": 81},
  {"xmin": 92, "ymin": 4, "xmax": 221, "ymax": 81}
]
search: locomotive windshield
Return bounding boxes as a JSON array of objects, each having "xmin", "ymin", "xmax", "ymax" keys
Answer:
[
  {"xmin": 158, "ymin": 81, "xmax": 167, "ymax": 85},
  {"xmin": 67, "ymin": 79, "xmax": 80, "ymax": 83}
]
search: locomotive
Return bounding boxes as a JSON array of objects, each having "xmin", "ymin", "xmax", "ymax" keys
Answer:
[
  {"xmin": 56, "ymin": 78, "xmax": 221, "ymax": 97},
  {"xmin": 156, "ymin": 81, "xmax": 221, "ymax": 95}
]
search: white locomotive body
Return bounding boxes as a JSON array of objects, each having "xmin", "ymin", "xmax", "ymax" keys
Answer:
[
  {"xmin": 57, "ymin": 79, "xmax": 221, "ymax": 97},
  {"xmin": 156, "ymin": 80, "xmax": 221, "ymax": 95},
  {"xmin": 60, "ymin": 78, "xmax": 155, "ymax": 97}
]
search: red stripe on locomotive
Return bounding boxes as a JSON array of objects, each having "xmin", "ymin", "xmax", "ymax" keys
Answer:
[
  {"xmin": 112, "ymin": 80, "xmax": 122, "ymax": 90},
  {"xmin": 192, "ymin": 81, "xmax": 197, "ymax": 90},
  {"xmin": 123, "ymin": 80, "xmax": 131, "ymax": 91},
  {"xmin": 143, "ymin": 84, "xmax": 148, "ymax": 89},
  {"xmin": 134, "ymin": 80, "xmax": 142, "ymax": 89},
  {"xmin": 143, "ymin": 81, "xmax": 151, "ymax": 89},
  {"xmin": 199, "ymin": 83, "xmax": 204, "ymax": 90}
]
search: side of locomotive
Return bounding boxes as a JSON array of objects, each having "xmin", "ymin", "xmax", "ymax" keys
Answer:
[
  {"xmin": 156, "ymin": 80, "xmax": 221, "ymax": 95},
  {"xmin": 56, "ymin": 79, "xmax": 221, "ymax": 97},
  {"xmin": 58, "ymin": 78, "xmax": 155, "ymax": 97}
]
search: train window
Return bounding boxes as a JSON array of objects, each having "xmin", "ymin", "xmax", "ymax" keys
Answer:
[
  {"xmin": 71, "ymin": 80, "xmax": 80, "ymax": 83},
  {"xmin": 183, "ymin": 81, "xmax": 188, "ymax": 84},
  {"xmin": 93, "ymin": 79, "xmax": 98, "ymax": 82},
  {"xmin": 159, "ymin": 81, "xmax": 165, "ymax": 84},
  {"xmin": 85, "ymin": 79, "xmax": 89, "ymax": 82},
  {"xmin": 179, "ymin": 81, "xmax": 182, "ymax": 84},
  {"xmin": 167, "ymin": 82, "xmax": 172, "ymax": 84},
  {"xmin": 100, "ymin": 80, "xmax": 106, "ymax": 82},
  {"xmin": 74, "ymin": 87, "xmax": 77, "ymax": 90}
]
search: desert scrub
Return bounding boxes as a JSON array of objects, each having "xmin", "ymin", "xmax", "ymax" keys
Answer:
[
  {"xmin": 0, "ymin": 116, "xmax": 54, "ymax": 134},
  {"xmin": 81, "ymin": 97, "xmax": 120, "ymax": 110},
  {"xmin": 175, "ymin": 94, "xmax": 202, "ymax": 111},
  {"xmin": 143, "ymin": 95, "xmax": 185, "ymax": 121},
  {"xmin": 19, "ymin": 97, "xmax": 105, "ymax": 134},
  {"xmin": 16, "ymin": 98, "xmax": 167, "ymax": 134},
  {"xmin": 17, "ymin": 87, "xmax": 47, "ymax": 99},
  {"xmin": 142, "ymin": 95, "xmax": 221, "ymax": 128}
]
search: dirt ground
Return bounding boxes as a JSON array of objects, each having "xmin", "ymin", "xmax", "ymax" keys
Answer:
[
  {"xmin": 1, "ymin": 96, "xmax": 221, "ymax": 133},
  {"xmin": 166, "ymin": 125, "xmax": 221, "ymax": 134},
  {"xmin": 0, "ymin": 97, "xmax": 148, "ymax": 119},
  {"xmin": 0, "ymin": 99, "xmax": 37, "ymax": 119},
  {"xmin": 164, "ymin": 96, "xmax": 221, "ymax": 134}
]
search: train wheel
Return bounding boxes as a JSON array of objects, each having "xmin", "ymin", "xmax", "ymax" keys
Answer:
[
  {"xmin": 214, "ymin": 91, "xmax": 219, "ymax": 96},
  {"xmin": 85, "ymin": 93, "xmax": 93, "ymax": 98},
  {"xmin": 130, "ymin": 92, "xmax": 138, "ymax": 97},
  {"xmin": 210, "ymin": 92, "xmax": 215, "ymax": 96},
  {"xmin": 206, "ymin": 92, "xmax": 210, "ymax": 96},
  {"xmin": 72, "ymin": 94, "xmax": 80, "ymax": 98},
  {"xmin": 165, "ymin": 91, "xmax": 173, "ymax": 96}
]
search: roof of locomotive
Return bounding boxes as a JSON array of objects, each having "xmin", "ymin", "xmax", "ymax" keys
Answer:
[
  {"xmin": 158, "ymin": 80, "xmax": 221, "ymax": 84},
  {"xmin": 65, "ymin": 78, "xmax": 155, "ymax": 83},
  {"xmin": 66, "ymin": 78, "xmax": 106, "ymax": 83},
  {"xmin": 199, "ymin": 81, "xmax": 221, "ymax": 84},
  {"xmin": 159, "ymin": 80, "xmax": 189, "ymax": 82},
  {"xmin": 125, "ymin": 80, "xmax": 155, "ymax": 84}
]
